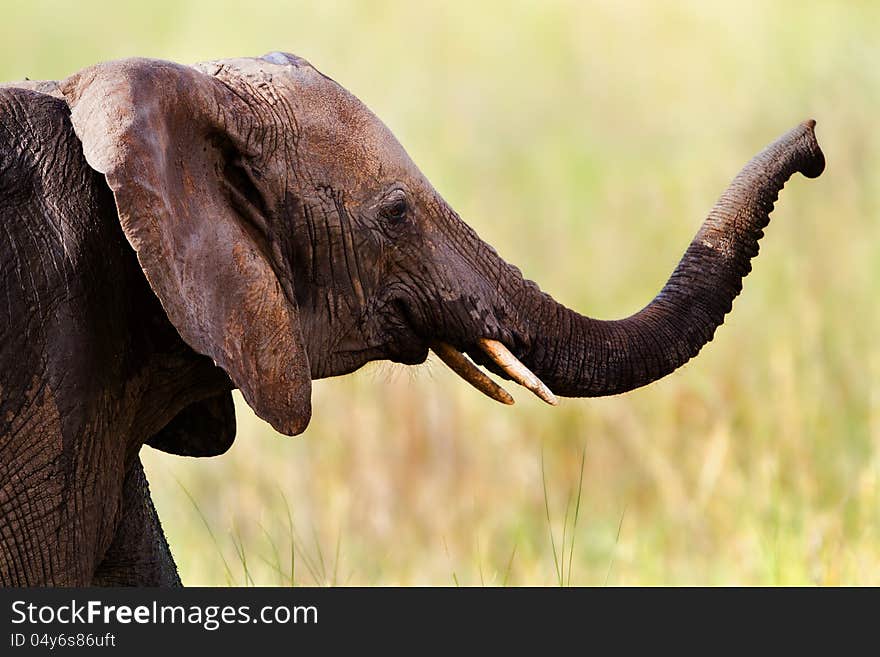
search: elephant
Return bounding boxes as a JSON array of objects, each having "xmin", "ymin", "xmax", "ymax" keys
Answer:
[{"xmin": 0, "ymin": 51, "xmax": 825, "ymax": 586}]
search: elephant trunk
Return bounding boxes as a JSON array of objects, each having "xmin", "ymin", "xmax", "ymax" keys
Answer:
[
  {"xmin": 437, "ymin": 120, "xmax": 824, "ymax": 402},
  {"xmin": 505, "ymin": 120, "xmax": 825, "ymax": 398}
]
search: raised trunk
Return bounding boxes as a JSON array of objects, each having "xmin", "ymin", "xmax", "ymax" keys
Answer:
[{"xmin": 515, "ymin": 120, "xmax": 824, "ymax": 397}]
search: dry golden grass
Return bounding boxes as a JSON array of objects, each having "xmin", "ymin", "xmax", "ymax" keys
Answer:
[{"xmin": 4, "ymin": 0, "xmax": 878, "ymax": 584}]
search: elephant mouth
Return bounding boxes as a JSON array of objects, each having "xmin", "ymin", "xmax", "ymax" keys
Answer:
[
  {"xmin": 385, "ymin": 294, "xmax": 556, "ymax": 406},
  {"xmin": 430, "ymin": 339, "xmax": 558, "ymax": 407}
]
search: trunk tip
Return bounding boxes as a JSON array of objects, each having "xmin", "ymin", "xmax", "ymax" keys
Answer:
[{"xmin": 798, "ymin": 118, "xmax": 825, "ymax": 179}]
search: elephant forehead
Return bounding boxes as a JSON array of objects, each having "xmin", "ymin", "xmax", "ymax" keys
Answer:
[
  {"xmin": 288, "ymin": 77, "xmax": 415, "ymax": 185},
  {"xmin": 297, "ymin": 100, "xmax": 414, "ymax": 184},
  {"xmin": 200, "ymin": 55, "xmax": 419, "ymax": 190}
]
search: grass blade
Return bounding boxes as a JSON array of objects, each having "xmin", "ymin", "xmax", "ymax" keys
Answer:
[
  {"xmin": 604, "ymin": 505, "xmax": 627, "ymax": 587},
  {"xmin": 503, "ymin": 544, "xmax": 517, "ymax": 587},
  {"xmin": 541, "ymin": 448, "xmax": 562, "ymax": 586},
  {"xmin": 175, "ymin": 477, "xmax": 235, "ymax": 585},
  {"xmin": 567, "ymin": 446, "xmax": 587, "ymax": 587}
]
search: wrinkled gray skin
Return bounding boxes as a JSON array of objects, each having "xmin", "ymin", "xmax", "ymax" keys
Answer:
[{"xmin": 0, "ymin": 53, "xmax": 824, "ymax": 585}]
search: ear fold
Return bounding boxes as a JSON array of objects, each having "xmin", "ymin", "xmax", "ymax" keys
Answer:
[{"xmin": 61, "ymin": 59, "xmax": 311, "ymax": 435}]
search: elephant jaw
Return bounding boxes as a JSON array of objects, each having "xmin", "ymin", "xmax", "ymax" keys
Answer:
[{"xmin": 430, "ymin": 339, "xmax": 558, "ymax": 406}]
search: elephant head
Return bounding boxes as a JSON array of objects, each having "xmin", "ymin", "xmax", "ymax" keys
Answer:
[{"xmin": 60, "ymin": 52, "xmax": 825, "ymax": 439}]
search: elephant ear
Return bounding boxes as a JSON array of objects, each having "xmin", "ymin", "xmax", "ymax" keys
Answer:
[
  {"xmin": 147, "ymin": 393, "xmax": 237, "ymax": 457},
  {"xmin": 61, "ymin": 58, "xmax": 311, "ymax": 436}
]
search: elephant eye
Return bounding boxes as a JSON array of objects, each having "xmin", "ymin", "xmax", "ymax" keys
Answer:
[{"xmin": 380, "ymin": 193, "xmax": 409, "ymax": 225}]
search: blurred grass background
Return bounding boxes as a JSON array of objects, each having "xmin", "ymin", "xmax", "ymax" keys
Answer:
[{"xmin": 3, "ymin": 0, "xmax": 878, "ymax": 585}]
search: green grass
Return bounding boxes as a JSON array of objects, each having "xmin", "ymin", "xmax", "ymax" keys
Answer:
[
  {"xmin": 542, "ymin": 445, "xmax": 587, "ymax": 586},
  {"xmin": 4, "ymin": 0, "xmax": 878, "ymax": 585}
]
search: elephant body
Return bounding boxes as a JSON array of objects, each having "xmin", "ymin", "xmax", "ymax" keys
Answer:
[
  {"xmin": 0, "ymin": 54, "xmax": 824, "ymax": 585},
  {"xmin": 0, "ymin": 87, "xmax": 229, "ymax": 584}
]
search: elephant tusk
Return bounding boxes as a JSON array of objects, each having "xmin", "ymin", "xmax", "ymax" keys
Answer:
[
  {"xmin": 431, "ymin": 342, "xmax": 515, "ymax": 406},
  {"xmin": 478, "ymin": 338, "xmax": 558, "ymax": 406}
]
